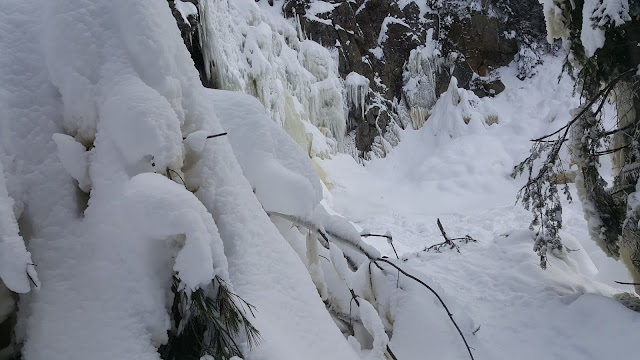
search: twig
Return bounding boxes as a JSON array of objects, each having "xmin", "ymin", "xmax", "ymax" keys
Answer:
[
  {"xmin": 348, "ymin": 287, "xmax": 398, "ymax": 360},
  {"xmin": 386, "ymin": 345, "xmax": 399, "ymax": 360},
  {"xmin": 361, "ymin": 233, "xmax": 399, "ymax": 259},
  {"xmin": 615, "ymin": 281, "xmax": 640, "ymax": 285},
  {"xmin": 426, "ymin": 219, "xmax": 476, "ymax": 253},
  {"xmin": 182, "ymin": 132, "xmax": 228, "ymax": 140},
  {"xmin": 472, "ymin": 325, "xmax": 481, "ymax": 335},
  {"xmin": 530, "ymin": 70, "xmax": 633, "ymax": 142},
  {"xmin": 166, "ymin": 168, "xmax": 186, "ymax": 186},
  {"xmin": 375, "ymin": 258, "xmax": 475, "ymax": 360},
  {"xmin": 361, "ymin": 233, "xmax": 392, "ymax": 240},
  {"xmin": 27, "ymin": 270, "xmax": 38, "ymax": 288},
  {"xmin": 206, "ymin": 132, "xmax": 228, "ymax": 139},
  {"xmin": 267, "ymin": 211, "xmax": 383, "ymax": 271}
]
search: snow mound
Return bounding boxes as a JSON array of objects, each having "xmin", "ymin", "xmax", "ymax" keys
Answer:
[
  {"xmin": 0, "ymin": 0, "xmax": 361, "ymax": 359},
  {"xmin": 208, "ymin": 89, "xmax": 323, "ymax": 218}
]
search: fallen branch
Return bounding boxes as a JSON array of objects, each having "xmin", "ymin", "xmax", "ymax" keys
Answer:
[
  {"xmin": 348, "ymin": 288, "xmax": 398, "ymax": 360},
  {"xmin": 375, "ymin": 258, "xmax": 475, "ymax": 360},
  {"xmin": 182, "ymin": 132, "xmax": 228, "ymax": 140},
  {"xmin": 206, "ymin": 132, "xmax": 228, "ymax": 139},
  {"xmin": 361, "ymin": 232, "xmax": 399, "ymax": 259},
  {"xmin": 267, "ymin": 211, "xmax": 382, "ymax": 271},
  {"xmin": 426, "ymin": 219, "xmax": 477, "ymax": 253},
  {"xmin": 615, "ymin": 281, "xmax": 640, "ymax": 285}
]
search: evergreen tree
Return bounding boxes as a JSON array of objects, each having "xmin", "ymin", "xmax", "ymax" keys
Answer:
[{"xmin": 515, "ymin": 0, "xmax": 640, "ymax": 290}]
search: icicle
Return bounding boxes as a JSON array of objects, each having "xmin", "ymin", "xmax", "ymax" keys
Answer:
[{"xmin": 345, "ymin": 72, "xmax": 370, "ymax": 119}]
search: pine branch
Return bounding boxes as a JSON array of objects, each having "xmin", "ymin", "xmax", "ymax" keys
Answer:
[{"xmin": 160, "ymin": 276, "xmax": 261, "ymax": 360}]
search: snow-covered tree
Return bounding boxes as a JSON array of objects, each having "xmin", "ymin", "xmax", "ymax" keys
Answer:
[
  {"xmin": 0, "ymin": 1, "xmax": 482, "ymax": 359},
  {"xmin": 514, "ymin": 0, "xmax": 640, "ymax": 289}
]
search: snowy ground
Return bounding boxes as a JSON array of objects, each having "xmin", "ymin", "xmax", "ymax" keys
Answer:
[{"xmin": 319, "ymin": 56, "xmax": 640, "ymax": 359}]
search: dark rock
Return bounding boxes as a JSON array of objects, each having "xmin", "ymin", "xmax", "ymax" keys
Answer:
[
  {"xmin": 471, "ymin": 78, "xmax": 506, "ymax": 98},
  {"xmin": 168, "ymin": 0, "xmax": 547, "ymax": 155},
  {"xmin": 447, "ymin": 13, "xmax": 518, "ymax": 75},
  {"xmin": 167, "ymin": 0, "xmax": 214, "ymax": 88}
]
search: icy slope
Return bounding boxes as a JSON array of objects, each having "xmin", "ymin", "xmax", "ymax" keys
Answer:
[
  {"xmin": 319, "ymin": 56, "xmax": 640, "ymax": 359},
  {"xmin": 0, "ymin": 0, "xmax": 359, "ymax": 359},
  {"xmin": 198, "ymin": 0, "xmax": 346, "ymax": 157}
]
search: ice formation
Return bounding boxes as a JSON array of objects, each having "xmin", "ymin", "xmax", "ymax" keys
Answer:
[
  {"xmin": 197, "ymin": 0, "xmax": 346, "ymax": 157},
  {"xmin": 0, "ymin": 0, "xmax": 362, "ymax": 359},
  {"xmin": 345, "ymin": 72, "xmax": 370, "ymax": 120},
  {"xmin": 402, "ymin": 29, "xmax": 441, "ymax": 129}
]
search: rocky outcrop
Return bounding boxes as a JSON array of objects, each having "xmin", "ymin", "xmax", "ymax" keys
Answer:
[
  {"xmin": 168, "ymin": 0, "xmax": 546, "ymax": 156},
  {"xmin": 283, "ymin": 0, "xmax": 546, "ymax": 153},
  {"xmin": 167, "ymin": 0, "xmax": 211, "ymax": 87}
]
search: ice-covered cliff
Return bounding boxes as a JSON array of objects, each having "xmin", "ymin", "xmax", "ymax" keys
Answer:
[{"xmin": 170, "ymin": 0, "xmax": 548, "ymax": 157}]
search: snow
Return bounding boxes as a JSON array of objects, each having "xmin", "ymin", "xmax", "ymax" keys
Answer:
[
  {"xmin": 541, "ymin": 0, "xmax": 630, "ymax": 58},
  {"xmin": 52, "ymin": 134, "xmax": 91, "ymax": 193},
  {"xmin": 345, "ymin": 72, "xmax": 370, "ymax": 119},
  {"xmin": 318, "ymin": 55, "xmax": 640, "ymax": 359},
  {"xmin": 207, "ymin": 89, "xmax": 323, "ymax": 218},
  {"xmin": 581, "ymin": 0, "xmax": 606, "ymax": 57},
  {"xmin": 368, "ymin": 47, "xmax": 383, "ymax": 60},
  {"xmin": 538, "ymin": 0, "xmax": 571, "ymax": 43},
  {"xmin": 594, "ymin": 0, "xmax": 631, "ymax": 26},
  {"xmin": 397, "ymin": 0, "xmax": 435, "ymax": 18},
  {"xmin": 198, "ymin": 0, "xmax": 347, "ymax": 154},
  {"xmin": 305, "ymin": 1, "xmax": 340, "ymax": 25},
  {"xmin": 358, "ymin": 299, "xmax": 389, "ymax": 360},
  {"xmin": 0, "ymin": 159, "xmax": 38, "ymax": 294},
  {"xmin": 2, "ymin": 0, "xmax": 639, "ymax": 359},
  {"xmin": 174, "ymin": 0, "xmax": 197, "ymax": 24},
  {"xmin": 0, "ymin": 0, "xmax": 360, "ymax": 359},
  {"xmin": 377, "ymin": 17, "xmax": 411, "ymax": 45},
  {"xmin": 402, "ymin": 28, "xmax": 441, "ymax": 129}
]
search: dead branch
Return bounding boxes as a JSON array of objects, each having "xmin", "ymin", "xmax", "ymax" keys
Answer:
[
  {"xmin": 615, "ymin": 281, "xmax": 640, "ymax": 285},
  {"xmin": 375, "ymin": 258, "xmax": 475, "ymax": 360},
  {"xmin": 267, "ymin": 211, "xmax": 382, "ymax": 271},
  {"xmin": 472, "ymin": 325, "xmax": 481, "ymax": 335},
  {"xmin": 361, "ymin": 233, "xmax": 399, "ymax": 259},
  {"xmin": 530, "ymin": 69, "xmax": 633, "ymax": 142},
  {"xmin": 206, "ymin": 132, "xmax": 228, "ymax": 139},
  {"xmin": 166, "ymin": 168, "xmax": 186, "ymax": 186},
  {"xmin": 426, "ymin": 219, "xmax": 477, "ymax": 253},
  {"xmin": 182, "ymin": 132, "xmax": 228, "ymax": 140}
]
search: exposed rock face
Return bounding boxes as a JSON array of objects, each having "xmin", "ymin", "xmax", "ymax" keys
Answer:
[
  {"xmin": 167, "ymin": 0, "xmax": 211, "ymax": 87},
  {"xmin": 282, "ymin": 0, "xmax": 545, "ymax": 153},
  {"xmin": 168, "ymin": 0, "xmax": 546, "ymax": 155}
]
